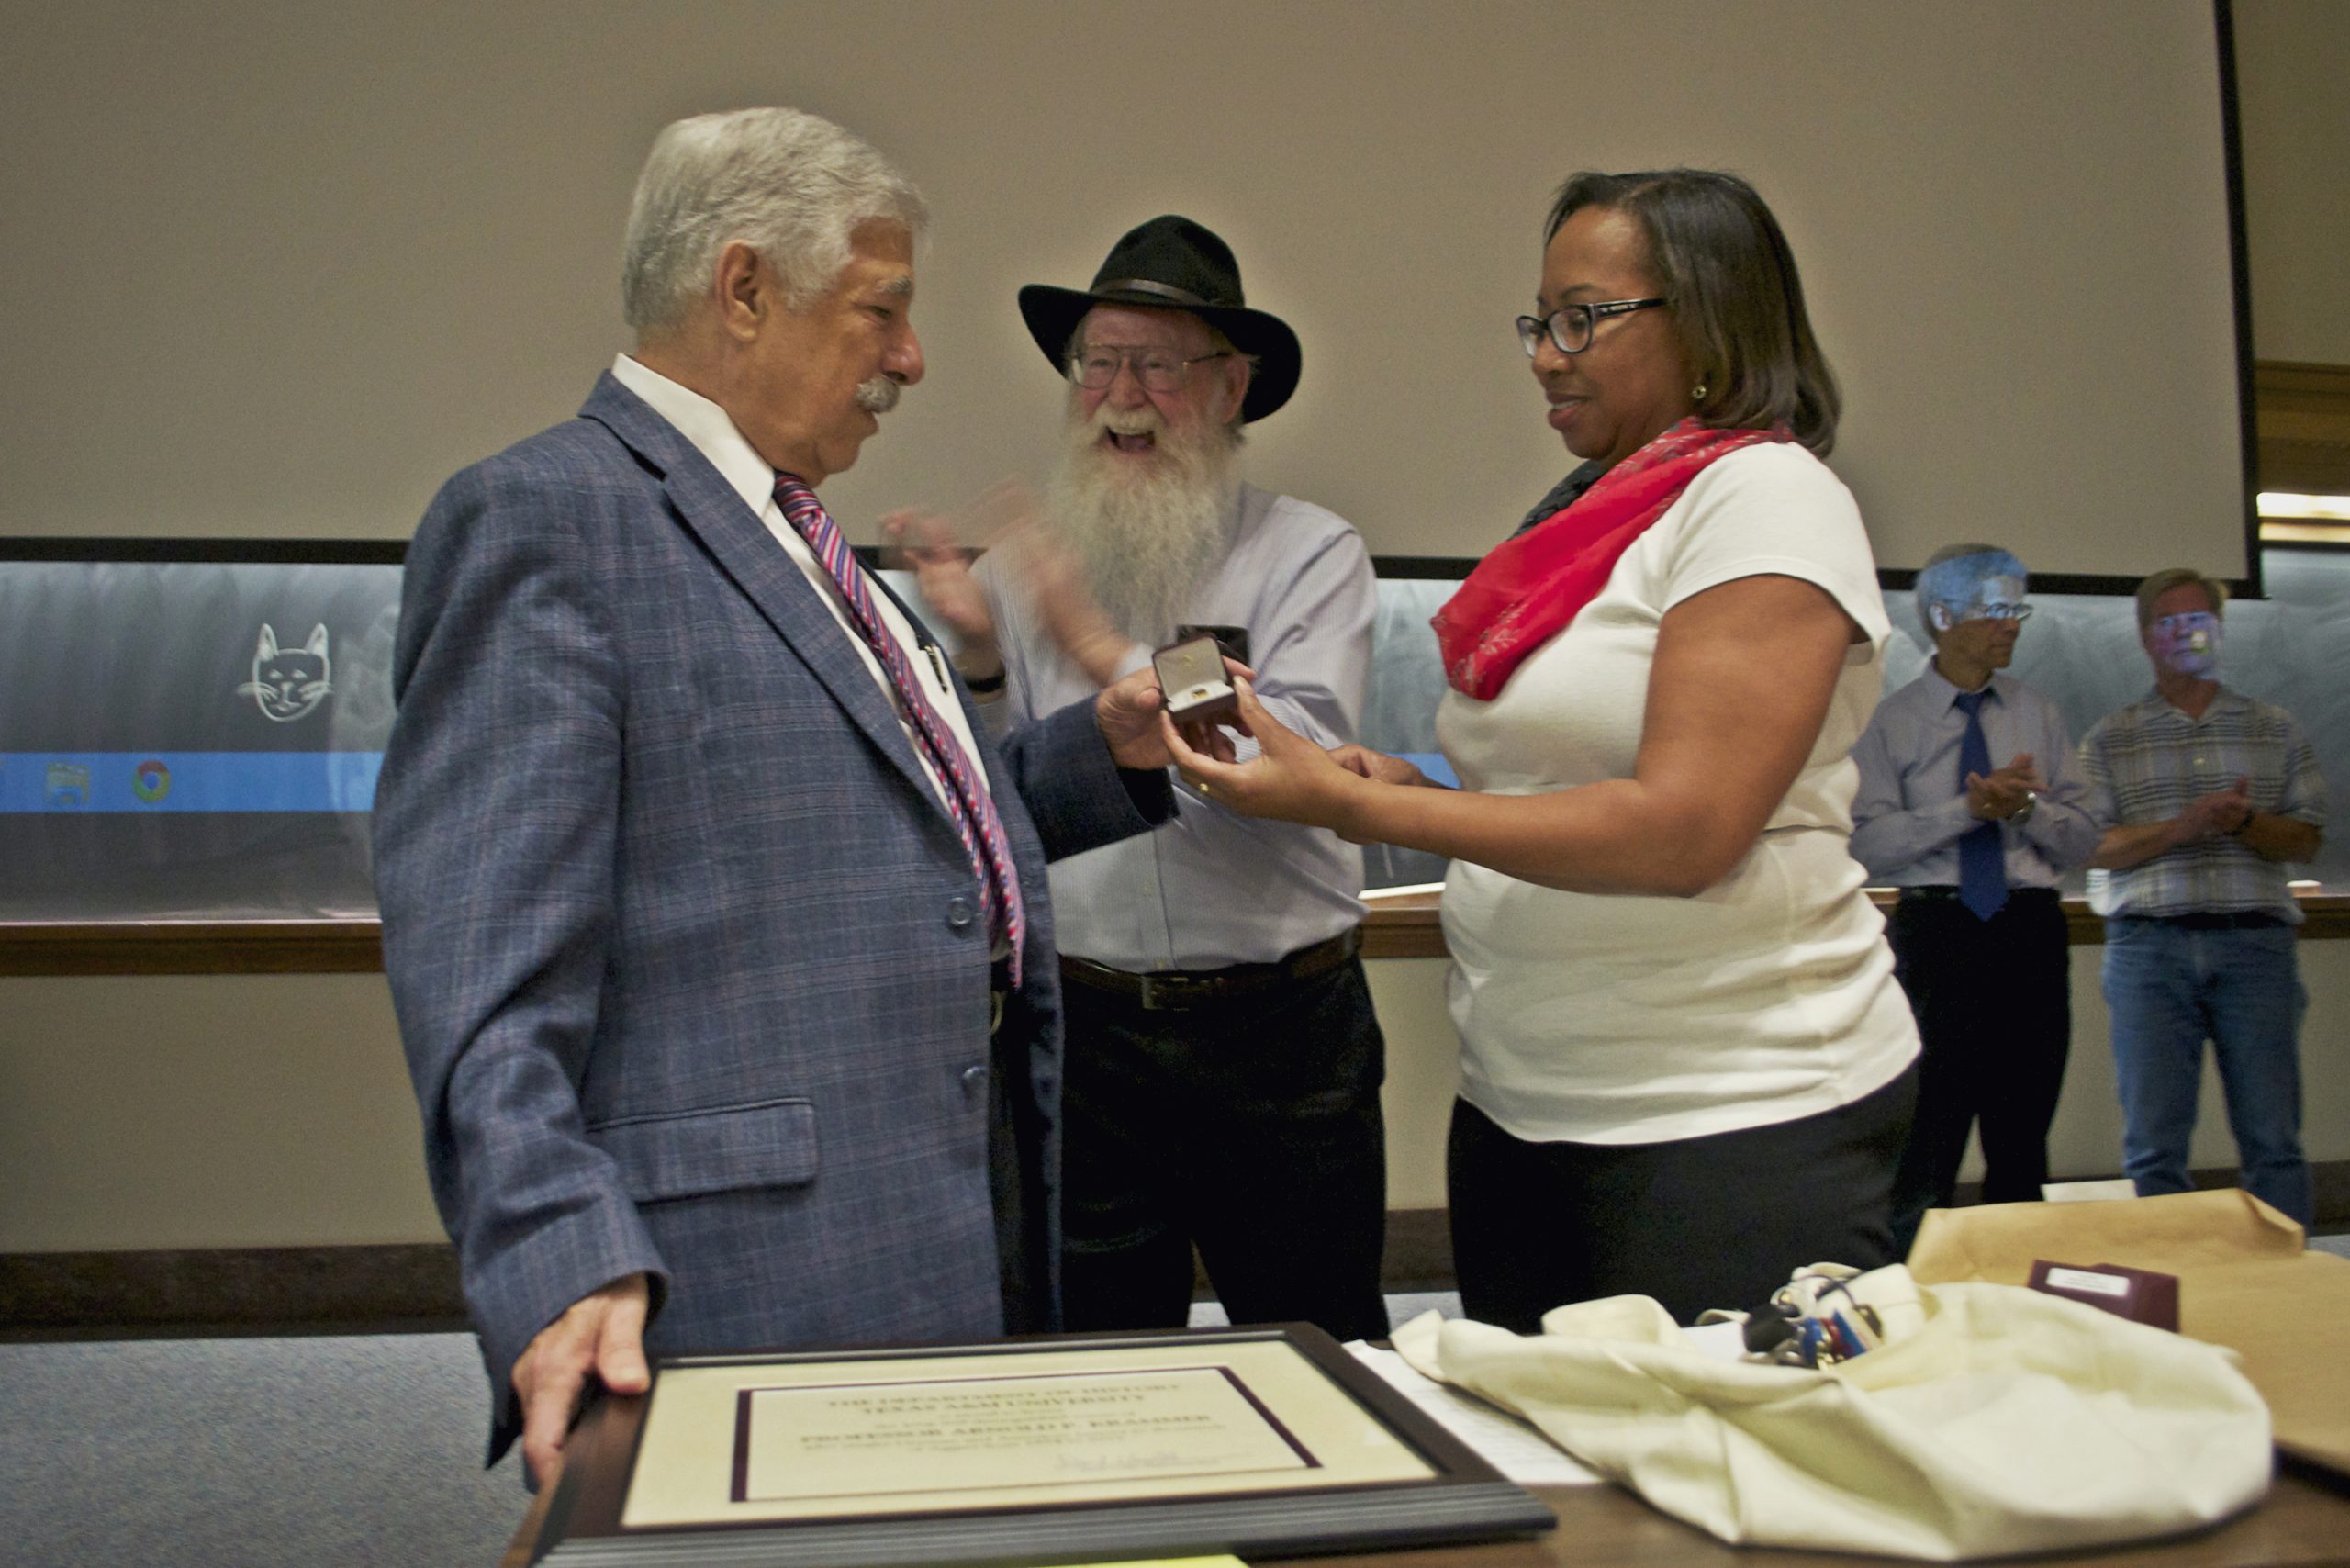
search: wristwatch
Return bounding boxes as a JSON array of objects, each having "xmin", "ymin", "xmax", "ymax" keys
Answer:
[{"xmin": 2011, "ymin": 790, "xmax": 2038, "ymax": 825}]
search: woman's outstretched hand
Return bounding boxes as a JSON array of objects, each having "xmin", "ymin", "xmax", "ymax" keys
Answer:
[
  {"xmin": 1161, "ymin": 676, "xmax": 1375, "ymax": 834},
  {"xmin": 1329, "ymin": 745, "xmax": 1431, "ymax": 789}
]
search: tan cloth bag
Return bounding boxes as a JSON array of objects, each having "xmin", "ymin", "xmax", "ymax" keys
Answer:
[{"xmin": 1392, "ymin": 1271, "xmax": 2270, "ymax": 1560}]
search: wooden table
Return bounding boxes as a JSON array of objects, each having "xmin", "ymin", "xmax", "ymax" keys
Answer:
[{"xmin": 500, "ymin": 1463, "xmax": 2350, "ymax": 1568}]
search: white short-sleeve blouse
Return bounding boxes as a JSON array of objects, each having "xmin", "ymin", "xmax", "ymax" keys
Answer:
[{"xmin": 1436, "ymin": 442, "xmax": 1919, "ymax": 1145}]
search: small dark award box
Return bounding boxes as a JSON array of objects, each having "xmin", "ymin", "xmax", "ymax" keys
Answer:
[{"xmin": 2029, "ymin": 1260, "xmax": 2182, "ymax": 1330}]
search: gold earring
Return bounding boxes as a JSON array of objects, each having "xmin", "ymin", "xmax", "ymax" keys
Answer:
[{"xmin": 1691, "ymin": 382, "xmax": 1708, "ymax": 402}]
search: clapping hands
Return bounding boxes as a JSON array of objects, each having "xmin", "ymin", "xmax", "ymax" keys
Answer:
[
  {"xmin": 1965, "ymin": 753, "xmax": 2044, "ymax": 820},
  {"xmin": 2182, "ymin": 775, "xmax": 2255, "ymax": 839},
  {"xmin": 879, "ymin": 480, "xmax": 1131, "ymax": 688}
]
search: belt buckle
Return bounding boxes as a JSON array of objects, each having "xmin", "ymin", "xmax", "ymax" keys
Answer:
[{"xmin": 1136, "ymin": 972, "xmax": 1198, "ymax": 1012}]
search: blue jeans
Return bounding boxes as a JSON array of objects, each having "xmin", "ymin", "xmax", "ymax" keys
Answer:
[{"xmin": 2102, "ymin": 918, "xmax": 2311, "ymax": 1225}]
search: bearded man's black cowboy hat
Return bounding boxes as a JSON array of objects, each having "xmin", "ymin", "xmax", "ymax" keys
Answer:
[{"xmin": 1018, "ymin": 215, "xmax": 1302, "ymax": 424}]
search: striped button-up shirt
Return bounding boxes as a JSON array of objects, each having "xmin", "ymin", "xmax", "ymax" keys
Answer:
[{"xmin": 2078, "ymin": 686, "xmax": 2327, "ymax": 921}]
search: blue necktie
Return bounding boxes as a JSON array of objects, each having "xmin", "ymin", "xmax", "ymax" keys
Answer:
[{"xmin": 1953, "ymin": 689, "xmax": 2007, "ymax": 921}]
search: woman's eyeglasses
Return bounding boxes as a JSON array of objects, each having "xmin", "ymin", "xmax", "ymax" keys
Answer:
[{"xmin": 1515, "ymin": 297, "xmax": 1667, "ymax": 357}]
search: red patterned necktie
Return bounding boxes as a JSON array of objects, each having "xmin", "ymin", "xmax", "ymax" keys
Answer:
[{"xmin": 775, "ymin": 474, "xmax": 1025, "ymax": 985}]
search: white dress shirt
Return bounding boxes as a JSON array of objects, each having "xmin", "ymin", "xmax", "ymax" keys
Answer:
[{"xmin": 610, "ymin": 353, "xmax": 987, "ymax": 815}]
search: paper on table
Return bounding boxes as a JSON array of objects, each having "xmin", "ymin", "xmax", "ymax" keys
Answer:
[
  {"xmin": 1346, "ymin": 1342, "xmax": 1600, "ymax": 1485},
  {"xmin": 1908, "ymin": 1188, "xmax": 2350, "ymax": 1478}
]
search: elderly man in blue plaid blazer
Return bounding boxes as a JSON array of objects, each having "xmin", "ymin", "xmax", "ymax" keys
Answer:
[{"xmin": 373, "ymin": 109, "xmax": 1176, "ymax": 1485}]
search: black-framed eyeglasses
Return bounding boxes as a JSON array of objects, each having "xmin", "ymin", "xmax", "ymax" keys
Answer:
[
  {"xmin": 1066, "ymin": 344, "xmax": 1233, "ymax": 392},
  {"xmin": 1515, "ymin": 297, "xmax": 1668, "ymax": 357}
]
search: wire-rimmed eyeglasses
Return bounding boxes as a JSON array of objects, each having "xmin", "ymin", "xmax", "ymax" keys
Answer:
[
  {"xmin": 1515, "ymin": 297, "xmax": 1668, "ymax": 357},
  {"xmin": 1956, "ymin": 601, "xmax": 2034, "ymax": 623},
  {"xmin": 1066, "ymin": 344, "xmax": 1233, "ymax": 392}
]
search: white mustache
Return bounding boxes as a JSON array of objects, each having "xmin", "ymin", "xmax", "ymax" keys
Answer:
[{"xmin": 855, "ymin": 376, "xmax": 901, "ymax": 415}]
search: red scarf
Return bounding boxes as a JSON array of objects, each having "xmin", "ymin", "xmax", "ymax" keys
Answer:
[{"xmin": 1432, "ymin": 420, "xmax": 1792, "ymax": 700}]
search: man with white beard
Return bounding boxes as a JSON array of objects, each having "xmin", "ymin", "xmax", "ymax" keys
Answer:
[{"xmin": 914, "ymin": 216, "xmax": 1387, "ymax": 1341}]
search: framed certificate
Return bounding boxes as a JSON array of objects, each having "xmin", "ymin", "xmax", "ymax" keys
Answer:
[{"xmin": 526, "ymin": 1324, "xmax": 1554, "ymax": 1566}]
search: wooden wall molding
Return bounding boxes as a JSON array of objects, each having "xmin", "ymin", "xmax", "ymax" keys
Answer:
[
  {"xmin": 0, "ymin": 920, "xmax": 383, "ymax": 976},
  {"xmin": 5, "ymin": 891, "xmax": 2344, "ymax": 974},
  {"xmin": 2255, "ymin": 359, "xmax": 2350, "ymax": 493}
]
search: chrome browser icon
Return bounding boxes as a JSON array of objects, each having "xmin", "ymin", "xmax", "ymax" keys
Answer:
[{"xmin": 131, "ymin": 759, "xmax": 173, "ymax": 803}]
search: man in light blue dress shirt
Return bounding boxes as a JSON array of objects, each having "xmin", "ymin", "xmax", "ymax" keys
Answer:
[
  {"xmin": 1851, "ymin": 545, "xmax": 2098, "ymax": 1250},
  {"xmin": 902, "ymin": 217, "xmax": 1388, "ymax": 1340}
]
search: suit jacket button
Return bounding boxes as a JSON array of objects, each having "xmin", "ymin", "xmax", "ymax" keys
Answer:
[
  {"xmin": 961, "ymin": 1063, "xmax": 986, "ymax": 1091},
  {"xmin": 946, "ymin": 895, "xmax": 975, "ymax": 929}
]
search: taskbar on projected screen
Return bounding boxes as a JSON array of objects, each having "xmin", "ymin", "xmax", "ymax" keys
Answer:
[{"xmin": 0, "ymin": 752, "xmax": 382, "ymax": 813}]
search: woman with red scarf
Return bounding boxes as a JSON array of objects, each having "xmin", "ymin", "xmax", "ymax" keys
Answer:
[{"xmin": 1166, "ymin": 170, "xmax": 1920, "ymax": 1329}]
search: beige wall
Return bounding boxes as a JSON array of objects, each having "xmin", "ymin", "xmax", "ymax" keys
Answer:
[
  {"xmin": 0, "ymin": 974, "xmax": 438, "ymax": 1249},
  {"xmin": 3, "ymin": 948, "xmax": 2345, "ymax": 1251},
  {"xmin": 2237, "ymin": 0, "xmax": 2350, "ymax": 364},
  {"xmin": 1, "ymin": 0, "xmax": 2249, "ymax": 577}
]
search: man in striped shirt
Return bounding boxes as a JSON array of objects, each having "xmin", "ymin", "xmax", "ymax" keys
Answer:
[{"xmin": 2079, "ymin": 566, "xmax": 2327, "ymax": 1224}]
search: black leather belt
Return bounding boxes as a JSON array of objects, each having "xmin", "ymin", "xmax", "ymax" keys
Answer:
[
  {"xmin": 1058, "ymin": 929, "xmax": 1360, "ymax": 1011},
  {"xmin": 1897, "ymin": 885, "xmax": 2061, "ymax": 903},
  {"xmin": 2121, "ymin": 912, "xmax": 2289, "ymax": 931}
]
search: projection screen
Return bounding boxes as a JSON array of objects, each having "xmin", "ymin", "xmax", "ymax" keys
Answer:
[{"xmin": 0, "ymin": 0, "xmax": 2249, "ymax": 583}]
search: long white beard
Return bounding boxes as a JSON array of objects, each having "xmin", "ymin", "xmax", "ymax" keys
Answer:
[{"xmin": 1044, "ymin": 403, "xmax": 1239, "ymax": 644}]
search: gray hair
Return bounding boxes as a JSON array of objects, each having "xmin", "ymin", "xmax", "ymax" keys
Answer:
[
  {"xmin": 2133, "ymin": 566, "xmax": 2229, "ymax": 632},
  {"xmin": 1913, "ymin": 541, "xmax": 2024, "ymax": 633},
  {"xmin": 621, "ymin": 107, "xmax": 928, "ymax": 333}
]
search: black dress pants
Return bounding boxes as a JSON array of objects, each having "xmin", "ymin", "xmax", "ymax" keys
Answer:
[
  {"xmin": 1058, "ymin": 956, "xmax": 1391, "ymax": 1343},
  {"xmin": 1886, "ymin": 887, "xmax": 2072, "ymax": 1253},
  {"xmin": 1446, "ymin": 1066, "xmax": 1916, "ymax": 1332}
]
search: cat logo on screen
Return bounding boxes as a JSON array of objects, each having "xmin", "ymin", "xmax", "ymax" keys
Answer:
[{"xmin": 238, "ymin": 623, "xmax": 333, "ymax": 722}]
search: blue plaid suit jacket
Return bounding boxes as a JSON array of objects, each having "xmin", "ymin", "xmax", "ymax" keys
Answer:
[{"xmin": 373, "ymin": 374, "xmax": 1169, "ymax": 1462}]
